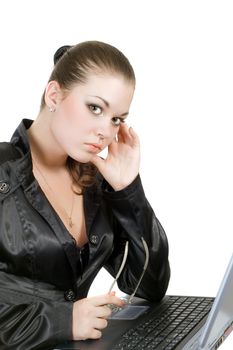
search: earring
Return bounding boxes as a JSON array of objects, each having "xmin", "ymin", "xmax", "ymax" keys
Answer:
[{"xmin": 49, "ymin": 106, "xmax": 56, "ymax": 113}]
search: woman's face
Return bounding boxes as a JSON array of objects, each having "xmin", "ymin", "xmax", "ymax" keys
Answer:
[{"xmin": 50, "ymin": 73, "xmax": 135, "ymax": 162}]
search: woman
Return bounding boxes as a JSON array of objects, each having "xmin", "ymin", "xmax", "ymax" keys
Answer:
[{"xmin": 0, "ymin": 41, "xmax": 170, "ymax": 349}]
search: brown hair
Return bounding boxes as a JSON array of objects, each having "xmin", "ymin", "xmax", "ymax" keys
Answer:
[{"xmin": 41, "ymin": 41, "xmax": 136, "ymax": 192}]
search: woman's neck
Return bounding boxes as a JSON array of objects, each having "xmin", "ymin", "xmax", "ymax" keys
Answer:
[{"xmin": 27, "ymin": 111, "xmax": 67, "ymax": 168}]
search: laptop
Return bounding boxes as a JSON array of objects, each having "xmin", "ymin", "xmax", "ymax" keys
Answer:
[{"xmin": 54, "ymin": 253, "xmax": 233, "ymax": 350}]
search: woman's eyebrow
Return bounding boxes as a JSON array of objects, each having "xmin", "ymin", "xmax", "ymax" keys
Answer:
[
  {"xmin": 91, "ymin": 95, "xmax": 109, "ymax": 107},
  {"xmin": 90, "ymin": 95, "xmax": 129, "ymax": 117}
]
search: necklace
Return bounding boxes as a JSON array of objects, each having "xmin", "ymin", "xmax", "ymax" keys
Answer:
[{"xmin": 32, "ymin": 158, "xmax": 75, "ymax": 228}]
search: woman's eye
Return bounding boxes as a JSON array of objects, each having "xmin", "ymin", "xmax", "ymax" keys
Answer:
[
  {"xmin": 89, "ymin": 105, "xmax": 103, "ymax": 115},
  {"xmin": 111, "ymin": 117, "xmax": 124, "ymax": 127}
]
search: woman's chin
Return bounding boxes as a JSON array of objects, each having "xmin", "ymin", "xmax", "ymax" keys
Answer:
[{"xmin": 70, "ymin": 153, "xmax": 95, "ymax": 164}]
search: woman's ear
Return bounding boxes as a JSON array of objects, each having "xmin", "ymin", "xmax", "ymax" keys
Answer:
[{"xmin": 44, "ymin": 81, "xmax": 62, "ymax": 111}]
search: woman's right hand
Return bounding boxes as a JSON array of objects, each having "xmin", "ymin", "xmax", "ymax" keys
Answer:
[{"xmin": 72, "ymin": 293, "xmax": 125, "ymax": 340}]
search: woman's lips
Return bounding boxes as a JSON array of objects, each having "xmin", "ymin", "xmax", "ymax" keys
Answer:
[{"xmin": 85, "ymin": 143, "xmax": 102, "ymax": 153}]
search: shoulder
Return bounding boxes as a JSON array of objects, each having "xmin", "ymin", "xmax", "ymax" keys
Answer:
[{"xmin": 0, "ymin": 142, "xmax": 20, "ymax": 166}]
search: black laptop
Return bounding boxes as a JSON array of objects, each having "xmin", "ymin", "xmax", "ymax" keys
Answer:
[{"xmin": 54, "ymin": 254, "xmax": 233, "ymax": 350}]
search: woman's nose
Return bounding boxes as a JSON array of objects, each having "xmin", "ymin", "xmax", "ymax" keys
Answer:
[
  {"xmin": 97, "ymin": 132, "xmax": 104, "ymax": 142},
  {"xmin": 95, "ymin": 119, "xmax": 114, "ymax": 140}
]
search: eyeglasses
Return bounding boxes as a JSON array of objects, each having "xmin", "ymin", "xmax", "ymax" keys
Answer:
[{"xmin": 108, "ymin": 236, "xmax": 149, "ymax": 306}]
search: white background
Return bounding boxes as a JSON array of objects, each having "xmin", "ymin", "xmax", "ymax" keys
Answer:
[{"xmin": 0, "ymin": 1, "xmax": 232, "ymax": 348}]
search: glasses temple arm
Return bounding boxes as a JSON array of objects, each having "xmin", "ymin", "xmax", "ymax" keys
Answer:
[
  {"xmin": 128, "ymin": 237, "xmax": 149, "ymax": 304},
  {"xmin": 108, "ymin": 241, "xmax": 129, "ymax": 293}
]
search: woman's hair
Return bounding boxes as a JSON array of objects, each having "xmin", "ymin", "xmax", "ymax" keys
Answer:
[{"xmin": 41, "ymin": 41, "xmax": 136, "ymax": 192}]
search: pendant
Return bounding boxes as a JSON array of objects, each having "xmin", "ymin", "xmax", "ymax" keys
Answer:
[{"xmin": 68, "ymin": 217, "xmax": 73, "ymax": 228}]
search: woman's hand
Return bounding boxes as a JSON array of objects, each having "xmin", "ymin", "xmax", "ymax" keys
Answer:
[
  {"xmin": 91, "ymin": 123, "xmax": 140, "ymax": 191},
  {"xmin": 72, "ymin": 293, "xmax": 124, "ymax": 340}
]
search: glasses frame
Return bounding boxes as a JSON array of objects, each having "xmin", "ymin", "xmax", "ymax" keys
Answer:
[{"xmin": 108, "ymin": 236, "xmax": 149, "ymax": 304}]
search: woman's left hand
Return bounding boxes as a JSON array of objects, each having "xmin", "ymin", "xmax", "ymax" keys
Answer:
[{"xmin": 91, "ymin": 123, "xmax": 140, "ymax": 191}]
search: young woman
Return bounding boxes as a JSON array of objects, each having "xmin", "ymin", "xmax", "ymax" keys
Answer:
[{"xmin": 0, "ymin": 41, "xmax": 170, "ymax": 349}]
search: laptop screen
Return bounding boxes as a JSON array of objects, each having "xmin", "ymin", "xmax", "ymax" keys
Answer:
[{"xmin": 199, "ymin": 254, "xmax": 233, "ymax": 349}]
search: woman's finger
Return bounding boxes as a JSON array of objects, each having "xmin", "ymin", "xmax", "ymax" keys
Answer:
[
  {"xmin": 95, "ymin": 305, "xmax": 112, "ymax": 319},
  {"xmin": 117, "ymin": 123, "xmax": 132, "ymax": 143},
  {"xmin": 94, "ymin": 317, "xmax": 108, "ymax": 330},
  {"xmin": 107, "ymin": 137, "xmax": 118, "ymax": 153},
  {"xmin": 90, "ymin": 294, "xmax": 124, "ymax": 307},
  {"xmin": 89, "ymin": 328, "xmax": 102, "ymax": 339},
  {"xmin": 129, "ymin": 126, "xmax": 140, "ymax": 147}
]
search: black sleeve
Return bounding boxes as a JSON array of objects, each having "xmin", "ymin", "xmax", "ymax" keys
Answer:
[
  {"xmin": 103, "ymin": 175, "xmax": 170, "ymax": 302},
  {"xmin": 0, "ymin": 281, "xmax": 73, "ymax": 350}
]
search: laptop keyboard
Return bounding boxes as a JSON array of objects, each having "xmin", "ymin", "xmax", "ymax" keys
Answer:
[{"xmin": 112, "ymin": 295, "xmax": 214, "ymax": 350}]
